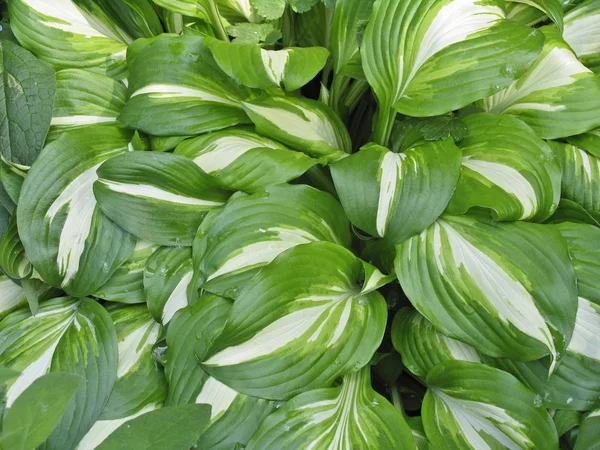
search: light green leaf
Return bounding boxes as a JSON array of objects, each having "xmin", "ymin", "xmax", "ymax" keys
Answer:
[
  {"xmin": 505, "ymin": 1, "xmax": 547, "ymax": 27},
  {"xmin": 1, "ymin": 372, "xmax": 82, "ymax": 450},
  {"xmin": 250, "ymin": 0, "xmax": 286, "ymax": 19},
  {"xmin": 149, "ymin": 135, "xmax": 191, "ymax": 152},
  {"xmin": 331, "ymin": 139, "xmax": 461, "ymax": 244},
  {"xmin": 120, "ymin": 34, "xmax": 251, "ymax": 136},
  {"xmin": 242, "ymin": 94, "xmax": 351, "ymax": 162},
  {"xmin": 152, "ymin": 0, "xmax": 209, "ymax": 18},
  {"xmin": 246, "ymin": 366, "xmax": 416, "ymax": 450},
  {"xmin": 445, "ymin": 113, "xmax": 561, "ymax": 222},
  {"xmin": 206, "ymin": 37, "xmax": 329, "ymax": 91},
  {"xmin": 165, "ymin": 296, "xmax": 273, "ymax": 450},
  {"xmin": 423, "ymin": 361, "xmax": 558, "ymax": 450},
  {"xmin": 174, "ymin": 127, "xmax": 318, "ymax": 193},
  {"xmin": 545, "ymin": 199, "xmax": 600, "ymax": 227},
  {"xmin": 94, "ymin": 151, "xmax": 231, "ymax": 247},
  {"xmin": 563, "ymin": 0, "xmax": 600, "ymax": 74},
  {"xmin": 391, "ymin": 308, "xmax": 480, "ymax": 378},
  {"xmin": 202, "ymin": 241, "xmax": 388, "ymax": 399},
  {"xmin": 144, "ymin": 247, "xmax": 193, "ymax": 324},
  {"xmin": 94, "ymin": 240, "xmax": 159, "ymax": 304},
  {"xmin": 576, "ymin": 409, "xmax": 600, "ymax": 450},
  {"xmin": 510, "ymin": 0, "xmax": 564, "ymax": 29},
  {"xmin": 8, "ymin": 0, "xmax": 130, "ymax": 79},
  {"xmin": 0, "ymin": 40, "xmax": 56, "ymax": 166},
  {"xmin": 192, "ymin": 184, "xmax": 352, "ymax": 298},
  {"xmin": 0, "ymin": 213, "xmax": 32, "ymax": 279},
  {"xmin": 567, "ymin": 128, "xmax": 600, "ymax": 158},
  {"xmin": 48, "ymin": 69, "xmax": 127, "ymax": 142},
  {"xmin": 95, "ymin": 404, "xmax": 211, "ymax": 450},
  {"xmin": 227, "ymin": 23, "xmax": 281, "ymax": 45},
  {"xmin": 330, "ymin": 0, "xmax": 373, "ymax": 76},
  {"xmin": 395, "ymin": 214, "xmax": 578, "ymax": 368},
  {"xmin": 0, "ymin": 366, "xmax": 19, "ymax": 385},
  {"xmin": 362, "ymin": 0, "xmax": 544, "ymax": 142},
  {"xmin": 0, "ymin": 297, "xmax": 118, "ymax": 450},
  {"xmin": 549, "ymin": 141, "xmax": 600, "ymax": 212},
  {"xmin": 482, "ymin": 26, "xmax": 600, "ymax": 139}
]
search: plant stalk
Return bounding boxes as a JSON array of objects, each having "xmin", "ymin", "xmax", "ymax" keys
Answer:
[{"xmin": 206, "ymin": 0, "xmax": 229, "ymax": 42}]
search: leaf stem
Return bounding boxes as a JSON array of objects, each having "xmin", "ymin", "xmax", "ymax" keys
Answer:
[
  {"xmin": 342, "ymin": 80, "xmax": 369, "ymax": 114},
  {"xmin": 391, "ymin": 384, "xmax": 406, "ymax": 417},
  {"xmin": 329, "ymin": 74, "xmax": 351, "ymax": 116},
  {"xmin": 206, "ymin": 0, "xmax": 229, "ymax": 42},
  {"xmin": 373, "ymin": 104, "xmax": 397, "ymax": 147}
]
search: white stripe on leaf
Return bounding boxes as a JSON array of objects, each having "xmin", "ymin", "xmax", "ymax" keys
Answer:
[
  {"xmin": 193, "ymin": 136, "xmax": 279, "ymax": 173},
  {"xmin": 117, "ymin": 319, "xmax": 160, "ymax": 378},
  {"xmin": 130, "ymin": 84, "xmax": 239, "ymax": 106},
  {"xmin": 162, "ymin": 271, "xmax": 192, "ymax": 324},
  {"xmin": 261, "ymin": 49, "xmax": 290, "ymax": 85},
  {"xmin": 566, "ymin": 297, "xmax": 600, "ymax": 361},
  {"xmin": 195, "ymin": 377, "xmax": 239, "ymax": 420},
  {"xmin": 376, "ymin": 152, "xmax": 406, "ymax": 236}
]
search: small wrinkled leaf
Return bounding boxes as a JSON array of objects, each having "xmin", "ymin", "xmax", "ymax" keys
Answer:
[{"xmin": 228, "ymin": 23, "xmax": 281, "ymax": 45}]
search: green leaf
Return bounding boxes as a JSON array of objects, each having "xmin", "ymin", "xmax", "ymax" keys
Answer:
[
  {"xmin": 18, "ymin": 127, "xmax": 136, "ymax": 297},
  {"xmin": 0, "ymin": 213, "xmax": 31, "ymax": 279},
  {"xmin": 242, "ymin": 94, "xmax": 351, "ymax": 162},
  {"xmin": 48, "ymin": 69, "xmax": 127, "ymax": 142},
  {"xmin": 149, "ymin": 135, "xmax": 190, "ymax": 152},
  {"xmin": 192, "ymin": 184, "xmax": 352, "ymax": 298},
  {"xmin": 0, "ymin": 40, "xmax": 56, "ymax": 166},
  {"xmin": 510, "ymin": 0, "xmax": 564, "ymax": 29},
  {"xmin": 482, "ymin": 26, "xmax": 600, "ymax": 139},
  {"xmin": 395, "ymin": 214, "xmax": 578, "ymax": 368},
  {"xmin": 553, "ymin": 409, "xmax": 581, "ymax": 437},
  {"xmin": 445, "ymin": 113, "xmax": 561, "ymax": 222},
  {"xmin": 576, "ymin": 409, "xmax": 600, "ymax": 450},
  {"xmin": 246, "ymin": 366, "xmax": 416, "ymax": 449},
  {"xmin": 94, "ymin": 151, "xmax": 231, "ymax": 247},
  {"xmin": 202, "ymin": 241, "xmax": 388, "ymax": 399},
  {"xmin": 331, "ymin": 139, "xmax": 461, "ymax": 244},
  {"xmin": 93, "ymin": 240, "xmax": 159, "ymax": 304},
  {"xmin": 0, "ymin": 366, "xmax": 19, "ymax": 385},
  {"xmin": 227, "ymin": 23, "xmax": 281, "ymax": 45},
  {"xmin": 144, "ymin": 247, "xmax": 193, "ymax": 324},
  {"xmin": 0, "ymin": 156, "xmax": 26, "ymax": 205},
  {"xmin": 250, "ymin": 0, "xmax": 287, "ymax": 19},
  {"xmin": 362, "ymin": 0, "xmax": 544, "ymax": 141},
  {"xmin": 152, "ymin": 0, "xmax": 210, "ymax": 19},
  {"xmin": 95, "ymin": 404, "xmax": 212, "ymax": 450},
  {"xmin": 174, "ymin": 127, "xmax": 318, "ymax": 193},
  {"xmin": 0, "ymin": 274, "xmax": 26, "ymax": 319},
  {"xmin": 391, "ymin": 307, "xmax": 480, "ymax": 378},
  {"xmin": 8, "ymin": 0, "xmax": 130, "ymax": 78},
  {"xmin": 545, "ymin": 199, "xmax": 600, "ymax": 227},
  {"xmin": 206, "ymin": 37, "xmax": 329, "ymax": 91},
  {"xmin": 423, "ymin": 361, "xmax": 558, "ymax": 449},
  {"xmin": 120, "ymin": 34, "xmax": 252, "ymax": 136},
  {"xmin": 563, "ymin": 0, "xmax": 600, "ymax": 74},
  {"xmin": 505, "ymin": 1, "xmax": 547, "ymax": 27},
  {"xmin": 567, "ymin": 128, "xmax": 600, "ymax": 158},
  {"xmin": 1, "ymin": 372, "xmax": 82, "ymax": 450}
]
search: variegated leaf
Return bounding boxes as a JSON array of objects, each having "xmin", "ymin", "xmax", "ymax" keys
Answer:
[
  {"xmin": 206, "ymin": 37, "xmax": 329, "ymax": 91},
  {"xmin": 94, "ymin": 240, "xmax": 159, "ymax": 304},
  {"xmin": 567, "ymin": 128, "xmax": 600, "ymax": 158},
  {"xmin": 246, "ymin": 366, "xmax": 416, "ymax": 450},
  {"xmin": 152, "ymin": 0, "xmax": 210, "ymax": 18},
  {"xmin": 0, "ymin": 274, "xmax": 26, "ymax": 319},
  {"xmin": 423, "ymin": 361, "xmax": 558, "ymax": 449},
  {"xmin": 0, "ymin": 297, "xmax": 118, "ymax": 450},
  {"xmin": 202, "ymin": 241, "xmax": 388, "ymax": 399},
  {"xmin": 505, "ymin": 2, "xmax": 547, "ymax": 27},
  {"xmin": 18, "ymin": 127, "xmax": 136, "ymax": 297},
  {"xmin": 549, "ymin": 141, "xmax": 600, "ymax": 212},
  {"xmin": 391, "ymin": 308, "xmax": 480, "ymax": 378},
  {"xmin": 120, "ymin": 34, "xmax": 252, "ymax": 136},
  {"xmin": 242, "ymin": 94, "xmax": 351, "ymax": 162},
  {"xmin": 94, "ymin": 151, "xmax": 231, "ymax": 247},
  {"xmin": 331, "ymin": 139, "xmax": 461, "ymax": 244},
  {"xmin": 174, "ymin": 127, "xmax": 317, "ymax": 193},
  {"xmin": 446, "ymin": 113, "xmax": 561, "ymax": 222},
  {"xmin": 395, "ymin": 214, "xmax": 578, "ymax": 368},
  {"xmin": 48, "ymin": 69, "xmax": 127, "ymax": 142},
  {"xmin": 192, "ymin": 184, "xmax": 352, "ymax": 298},
  {"xmin": 0, "ymin": 156, "xmax": 27, "ymax": 207},
  {"xmin": 144, "ymin": 247, "xmax": 193, "ymax": 324},
  {"xmin": 362, "ymin": 0, "xmax": 544, "ymax": 143},
  {"xmin": 8, "ymin": 0, "xmax": 131, "ymax": 78},
  {"xmin": 563, "ymin": 0, "xmax": 600, "ymax": 74},
  {"xmin": 0, "ymin": 213, "xmax": 32, "ymax": 279},
  {"xmin": 166, "ymin": 295, "xmax": 273, "ymax": 450},
  {"xmin": 509, "ymin": 0, "xmax": 564, "ymax": 29},
  {"xmin": 482, "ymin": 26, "xmax": 600, "ymax": 139}
]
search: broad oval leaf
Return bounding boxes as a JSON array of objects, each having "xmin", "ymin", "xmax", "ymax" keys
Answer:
[
  {"xmin": 206, "ymin": 38, "xmax": 329, "ymax": 91},
  {"xmin": 549, "ymin": 141, "xmax": 600, "ymax": 212},
  {"xmin": 18, "ymin": 127, "xmax": 136, "ymax": 297},
  {"xmin": 395, "ymin": 214, "xmax": 578, "ymax": 367},
  {"xmin": 192, "ymin": 184, "xmax": 352, "ymax": 298},
  {"xmin": 144, "ymin": 247, "xmax": 193, "ymax": 324},
  {"xmin": 94, "ymin": 240, "xmax": 159, "ymax": 304},
  {"xmin": 120, "ymin": 34, "xmax": 252, "ymax": 136},
  {"xmin": 563, "ymin": 0, "xmax": 600, "ymax": 74},
  {"xmin": 0, "ymin": 297, "xmax": 118, "ymax": 450},
  {"xmin": 174, "ymin": 127, "xmax": 318, "ymax": 193},
  {"xmin": 202, "ymin": 241, "xmax": 388, "ymax": 399},
  {"xmin": 423, "ymin": 361, "xmax": 558, "ymax": 450},
  {"xmin": 391, "ymin": 308, "xmax": 480, "ymax": 378},
  {"xmin": 242, "ymin": 94, "xmax": 351, "ymax": 162},
  {"xmin": 94, "ymin": 151, "xmax": 231, "ymax": 247},
  {"xmin": 8, "ymin": 0, "xmax": 130, "ymax": 78},
  {"xmin": 48, "ymin": 69, "xmax": 127, "ymax": 142},
  {"xmin": 361, "ymin": 0, "xmax": 544, "ymax": 138},
  {"xmin": 165, "ymin": 295, "xmax": 273, "ymax": 450},
  {"xmin": 482, "ymin": 26, "xmax": 600, "ymax": 139},
  {"xmin": 0, "ymin": 40, "xmax": 56, "ymax": 166},
  {"xmin": 445, "ymin": 113, "xmax": 561, "ymax": 222},
  {"xmin": 246, "ymin": 366, "xmax": 416, "ymax": 450},
  {"xmin": 331, "ymin": 139, "xmax": 461, "ymax": 244}
]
